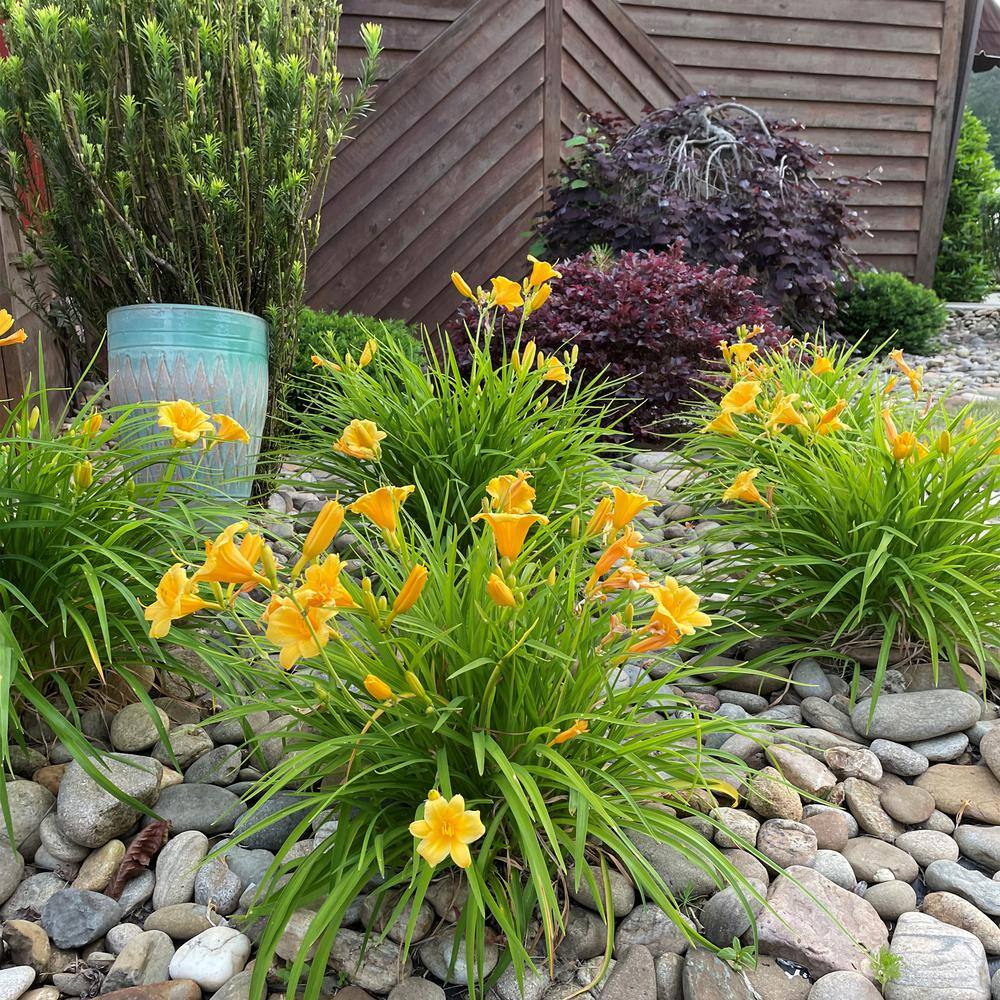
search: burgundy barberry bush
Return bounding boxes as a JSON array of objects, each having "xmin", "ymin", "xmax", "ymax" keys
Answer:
[
  {"xmin": 539, "ymin": 95, "xmax": 870, "ymax": 327},
  {"xmin": 451, "ymin": 246, "xmax": 785, "ymax": 439}
]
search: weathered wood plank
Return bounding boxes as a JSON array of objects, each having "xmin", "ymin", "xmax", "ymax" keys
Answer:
[{"xmin": 745, "ymin": 99, "xmax": 934, "ymax": 132}]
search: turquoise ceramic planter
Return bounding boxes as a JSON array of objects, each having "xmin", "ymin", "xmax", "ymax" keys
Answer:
[{"xmin": 107, "ymin": 304, "xmax": 268, "ymax": 501}]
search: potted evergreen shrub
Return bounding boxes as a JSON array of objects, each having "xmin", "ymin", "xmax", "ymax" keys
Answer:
[{"xmin": 0, "ymin": 0, "xmax": 380, "ymax": 499}]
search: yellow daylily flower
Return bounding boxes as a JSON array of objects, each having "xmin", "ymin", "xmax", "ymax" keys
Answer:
[
  {"xmin": 349, "ymin": 485, "xmax": 415, "ymax": 534},
  {"xmin": 728, "ymin": 342, "xmax": 757, "ymax": 365},
  {"xmin": 472, "ymin": 511, "xmax": 548, "ymax": 560},
  {"xmin": 486, "ymin": 571, "xmax": 517, "ymax": 607},
  {"xmin": 610, "ymin": 487, "xmax": 656, "ymax": 531},
  {"xmin": 364, "ymin": 674, "xmax": 393, "ymax": 702},
  {"xmin": 646, "ymin": 577, "xmax": 711, "ymax": 637},
  {"xmin": 889, "ymin": 349, "xmax": 923, "ymax": 397},
  {"xmin": 720, "ymin": 380, "xmax": 760, "ymax": 415},
  {"xmin": 527, "ymin": 255, "xmax": 561, "ymax": 288},
  {"xmin": 295, "ymin": 555, "xmax": 357, "ymax": 609},
  {"xmin": 810, "ymin": 354, "xmax": 834, "ymax": 376},
  {"xmin": 486, "ymin": 470, "xmax": 536, "ymax": 514},
  {"xmin": 722, "ymin": 468, "xmax": 770, "ymax": 509},
  {"xmin": 585, "ymin": 496, "xmax": 614, "ymax": 537},
  {"xmin": 358, "ymin": 339, "xmax": 377, "ymax": 367},
  {"xmin": 490, "ymin": 276, "xmax": 524, "ymax": 312},
  {"xmin": 589, "ymin": 526, "xmax": 644, "ymax": 585},
  {"xmin": 0, "ymin": 309, "xmax": 26, "ymax": 347},
  {"xmin": 213, "ymin": 413, "xmax": 250, "ymax": 445},
  {"xmin": 595, "ymin": 563, "xmax": 651, "ymax": 595},
  {"xmin": 526, "ymin": 283, "xmax": 552, "ymax": 314},
  {"xmin": 701, "ymin": 410, "xmax": 739, "ymax": 437},
  {"xmin": 266, "ymin": 598, "xmax": 335, "ymax": 670},
  {"xmin": 628, "ymin": 612, "xmax": 680, "ymax": 654},
  {"xmin": 451, "ymin": 271, "xmax": 477, "ymax": 302},
  {"xmin": 766, "ymin": 392, "xmax": 808, "ymax": 433},
  {"xmin": 391, "ymin": 564, "xmax": 429, "ymax": 616},
  {"xmin": 192, "ymin": 522, "xmax": 264, "ymax": 587},
  {"xmin": 550, "ymin": 719, "xmax": 588, "ymax": 746},
  {"xmin": 157, "ymin": 400, "xmax": 214, "ymax": 447},
  {"xmin": 881, "ymin": 408, "xmax": 920, "ymax": 462},
  {"xmin": 409, "ymin": 790, "xmax": 486, "ymax": 869},
  {"xmin": 144, "ymin": 564, "xmax": 210, "ymax": 640},
  {"xmin": 79, "ymin": 413, "xmax": 103, "ymax": 436},
  {"xmin": 538, "ymin": 354, "xmax": 570, "ymax": 384},
  {"xmin": 816, "ymin": 399, "xmax": 848, "ymax": 436},
  {"xmin": 300, "ymin": 500, "xmax": 345, "ymax": 566},
  {"xmin": 335, "ymin": 419, "xmax": 387, "ymax": 461}
]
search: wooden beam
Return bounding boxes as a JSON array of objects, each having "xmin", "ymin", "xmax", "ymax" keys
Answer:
[{"xmin": 914, "ymin": 0, "xmax": 974, "ymax": 284}]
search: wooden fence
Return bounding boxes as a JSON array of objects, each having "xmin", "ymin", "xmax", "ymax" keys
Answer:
[{"xmin": 307, "ymin": 0, "xmax": 980, "ymax": 328}]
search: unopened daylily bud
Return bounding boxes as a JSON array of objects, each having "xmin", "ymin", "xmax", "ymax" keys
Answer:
[
  {"xmin": 27, "ymin": 406, "xmax": 40, "ymax": 430},
  {"xmin": 389, "ymin": 564, "xmax": 428, "ymax": 619},
  {"xmin": 260, "ymin": 543, "xmax": 279, "ymax": 589},
  {"xmin": 404, "ymin": 670, "xmax": 427, "ymax": 700},
  {"xmin": 570, "ymin": 515, "xmax": 580, "ymax": 539},
  {"xmin": 363, "ymin": 673, "xmax": 393, "ymax": 702},
  {"xmin": 71, "ymin": 459, "xmax": 93, "ymax": 491},
  {"xmin": 936, "ymin": 430, "xmax": 952, "ymax": 455}
]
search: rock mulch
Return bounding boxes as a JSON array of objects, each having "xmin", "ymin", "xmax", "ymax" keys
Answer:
[{"xmin": 891, "ymin": 306, "xmax": 1000, "ymax": 406}]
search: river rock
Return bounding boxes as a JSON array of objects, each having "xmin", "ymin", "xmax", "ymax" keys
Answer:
[
  {"xmin": 790, "ymin": 659, "xmax": 833, "ymax": 700},
  {"xmin": 843, "ymin": 778, "xmax": 904, "ymax": 842},
  {"xmin": 809, "ymin": 971, "xmax": 882, "ymax": 1000},
  {"xmin": 801, "ymin": 810, "xmax": 852, "ymax": 852},
  {"xmin": 746, "ymin": 767, "xmax": 802, "ymax": 822},
  {"xmin": 144, "ymin": 903, "xmax": 220, "ymax": 940},
  {"xmin": 956, "ymin": 826, "xmax": 1000, "ymax": 873},
  {"xmin": 614, "ymin": 904, "xmax": 689, "ymax": 958},
  {"xmin": 1, "ymin": 873, "xmax": 67, "ymax": 920},
  {"xmin": 767, "ymin": 745, "xmax": 837, "ymax": 797},
  {"xmin": 841, "ymin": 838, "xmax": 918, "ymax": 883},
  {"xmin": 910, "ymin": 733, "xmax": 970, "ymax": 763},
  {"xmin": 168, "ymin": 926, "xmax": 250, "ymax": 992},
  {"xmin": 698, "ymin": 887, "xmax": 756, "ymax": 949},
  {"xmin": 153, "ymin": 784, "xmax": 246, "ymax": 836},
  {"xmin": 921, "ymin": 892, "xmax": 1000, "ymax": 954},
  {"xmin": 99, "ymin": 982, "xmax": 201, "ymax": 1000},
  {"xmin": 0, "ymin": 968, "xmax": 35, "ymax": 1000},
  {"xmin": 193, "ymin": 858, "xmax": 243, "ymax": 916},
  {"xmin": 871, "ymin": 740, "xmax": 930, "ymax": 778},
  {"xmin": 102, "ymin": 930, "xmax": 175, "ymax": 992},
  {"xmin": 756, "ymin": 819, "xmax": 817, "ymax": 868},
  {"xmin": 184, "ymin": 746, "xmax": 243, "ymax": 786},
  {"xmin": 894, "ymin": 830, "xmax": 960, "ymax": 867},
  {"xmin": 924, "ymin": 860, "xmax": 1000, "ymax": 915},
  {"xmin": 756, "ymin": 866, "xmax": 888, "ymax": 978},
  {"xmin": 56, "ymin": 756, "xmax": 161, "ymax": 848},
  {"xmin": 601, "ymin": 945, "xmax": 656, "ymax": 1000},
  {"xmin": 152, "ymin": 725, "xmax": 213, "ymax": 770},
  {"xmin": 978, "ymin": 726, "xmax": 1000, "ymax": 783},
  {"xmin": 880, "ymin": 784, "xmax": 936, "ymax": 825},
  {"xmin": 885, "ymin": 911, "xmax": 989, "ymax": 1000},
  {"xmin": 72, "ymin": 839, "xmax": 125, "ymax": 892},
  {"xmin": 915, "ymin": 766, "xmax": 1000, "ymax": 824},
  {"xmin": 852, "ymin": 691, "xmax": 981, "ymax": 742},
  {"xmin": 38, "ymin": 816, "xmax": 88, "ymax": 864},
  {"xmin": 0, "ymin": 843, "xmax": 25, "ymax": 907},
  {"xmin": 627, "ymin": 832, "xmax": 719, "ymax": 899},
  {"xmin": 864, "ymin": 880, "xmax": 917, "ymax": 921},
  {"xmin": 711, "ymin": 809, "xmax": 759, "ymax": 851},
  {"xmin": 230, "ymin": 792, "xmax": 309, "ymax": 851},
  {"xmin": 8, "ymin": 782, "xmax": 54, "ymax": 854},
  {"xmin": 813, "ymin": 850, "xmax": 857, "ymax": 891},
  {"xmin": 568, "ymin": 865, "xmax": 635, "ymax": 918},
  {"xmin": 39, "ymin": 889, "xmax": 122, "ymax": 948},
  {"xmin": 681, "ymin": 947, "xmax": 752, "ymax": 999},
  {"xmin": 824, "ymin": 746, "xmax": 882, "ymax": 783},
  {"xmin": 153, "ymin": 830, "xmax": 209, "ymax": 908},
  {"xmin": 800, "ymin": 699, "xmax": 864, "ymax": 743},
  {"xmin": 110, "ymin": 704, "xmax": 170, "ymax": 753}
]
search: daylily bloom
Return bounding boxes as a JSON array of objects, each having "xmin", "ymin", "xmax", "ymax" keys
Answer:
[
  {"xmin": 266, "ymin": 598, "xmax": 335, "ymax": 670},
  {"xmin": 646, "ymin": 577, "xmax": 711, "ymax": 637},
  {"xmin": 701, "ymin": 410, "xmax": 739, "ymax": 437},
  {"xmin": 486, "ymin": 571, "xmax": 517, "ymax": 607},
  {"xmin": 472, "ymin": 511, "xmax": 548, "ymax": 560},
  {"xmin": 589, "ymin": 526, "xmax": 644, "ymax": 583},
  {"xmin": 526, "ymin": 283, "xmax": 552, "ymax": 313},
  {"xmin": 890, "ymin": 349, "xmax": 923, "ymax": 396},
  {"xmin": 391, "ymin": 564, "xmax": 429, "ymax": 616},
  {"xmin": 722, "ymin": 468, "xmax": 770, "ymax": 509},
  {"xmin": 409, "ymin": 790, "xmax": 486, "ymax": 869},
  {"xmin": 527, "ymin": 255, "xmax": 561, "ymax": 287},
  {"xmin": 585, "ymin": 496, "xmax": 614, "ymax": 537},
  {"xmin": 157, "ymin": 400, "xmax": 214, "ymax": 447},
  {"xmin": 490, "ymin": 276, "xmax": 524, "ymax": 311},
  {"xmin": 300, "ymin": 500, "xmax": 345, "ymax": 564},
  {"xmin": 728, "ymin": 342, "xmax": 757, "ymax": 365},
  {"xmin": 0, "ymin": 310, "xmax": 26, "ymax": 347},
  {"xmin": 335, "ymin": 419, "xmax": 386, "ymax": 461},
  {"xmin": 766, "ymin": 392, "xmax": 808, "ymax": 433},
  {"xmin": 452, "ymin": 271, "xmax": 477, "ymax": 302},
  {"xmin": 810, "ymin": 354, "xmax": 834, "ymax": 376},
  {"xmin": 720, "ymin": 380, "xmax": 760, "ymax": 415},
  {"xmin": 595, "ymin": 563, "xmax": 650, "ymax": 594},
  {"xmin": 144, "ymin": 564, "xmax": 210, "ymax": 639},
  {"xmin": 364, "ymin": 674, "xmax": 393, "ymax": 702},
  {"xmin": 71, "ymin": 459, "xmax": 93, "ymax": 491},
  {"xmin": 610, "ymin": 487, "xmax": 656, "ymax": 530},
  {"xmin": 539, "ymin": 355, "xmax": 570, "ymax": 384},
  {"xmin": 511, "ymin": 340, "xmax": 538, "ymax": 376},
  {"xmin": 486, "ymin": 470, "xmax": 536, "ymax": 514},
  {"xmin": 628, "ymin": 613, "xmax": 681, "ymax": 654},
  {"xmin": 882, "ymin": 376, "xmax": 898, "ymax": 395},
  {"xmin": 193, "ymin": 522, "xmax": 264, "ymax": 586},
  {"xmin": 295, "ymin": 555, "xmax": 357, "ymax": 609},
  {"xmin": 358, "ymin": 339, "xmax": 377, "ymax": 367},
  {"xmin": 349, "ymin": 485, "xmax": 415, "ymax": 534},
  {"xmin": 79, "ymin": 413, "xmax": 103, "ymax": 436},
  {"xmin": 213, "ymin": 413, "xmax": 250, "ymax": 445},
  {"xmin": 816, "ymin": 400, "xmax": 848, "ymax": 436},
  {"xmin": 550, "ymin": 719, "xmax": 588, "ymax": 746},
  {"xmin": 311, "ymin": 354, "xmax": 329, "ymax": 368},
  {"xmin": 882, "ymin": 408, "xmax": 919, "ymax": 461}
]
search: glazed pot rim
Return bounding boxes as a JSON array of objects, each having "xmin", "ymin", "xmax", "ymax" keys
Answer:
[{"xmin": 108, "ymin": 302, "xmax": 266, "ymax": 324}]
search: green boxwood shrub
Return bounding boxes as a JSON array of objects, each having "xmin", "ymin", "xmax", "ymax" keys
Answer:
[
  {"xmin": 835, "ymin": 270, "xmax": 947, "ymax": 354},
  {"xmin": 934, "ymin": 110, "xmax": 1000, "ymax": 302},
  {"xmin": 288, "ymin": 307, "xmax": 423, "ymax": 413}
]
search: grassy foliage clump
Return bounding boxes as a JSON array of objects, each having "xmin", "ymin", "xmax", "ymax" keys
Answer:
[{"xmin": 680, "ymin": 331, "xmax": 1000, "ymax": 699}]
